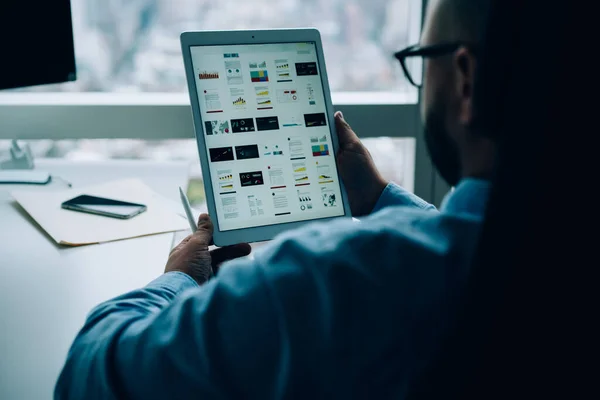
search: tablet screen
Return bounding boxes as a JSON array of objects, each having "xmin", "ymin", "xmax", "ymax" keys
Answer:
[{"xmin": 190, "ymin": 42, "xmax": 345, "ymax": 231}]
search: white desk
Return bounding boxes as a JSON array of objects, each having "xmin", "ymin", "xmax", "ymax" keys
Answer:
[{"xmin": 0, "ymin": 159, "xmax": 190, "ymax": 400}]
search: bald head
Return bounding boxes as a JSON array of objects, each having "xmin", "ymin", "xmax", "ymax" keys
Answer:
[{"xmin": 425, "ymin": 0, "xmax": 492, "ymax": 44}]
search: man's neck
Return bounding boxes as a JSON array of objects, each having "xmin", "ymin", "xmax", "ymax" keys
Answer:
[{"xmin": 461, "ymin": 138, "xmax": 497, "ymax": 180}]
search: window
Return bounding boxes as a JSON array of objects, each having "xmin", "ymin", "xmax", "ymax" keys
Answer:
[
  {"xmin": 1, "ymin": 1, "xmax": 438, "ymax": 204},
  {"xmin": 19, "ymin": 0, "xmax": 422, "ymax": 94}
]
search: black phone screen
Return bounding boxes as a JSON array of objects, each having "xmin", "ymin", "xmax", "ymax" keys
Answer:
[{"xmin": 62, "ymin": 195, "xmax": 147, "ymax": 218}]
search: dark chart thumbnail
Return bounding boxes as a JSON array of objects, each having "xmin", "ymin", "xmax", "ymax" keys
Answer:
[
  {"xmin": 235, "ymin": 144, "xmax": 260, "ymax": 160},
  {"xmin": 256, "ymin": 116, "xmax": 280, "ymax": 131},
  {"xmin": 231, "ymin": 118, "xmax": 256, "ymax": 133},
  {"xmin": 295, "ymin": 62, "xmax": 318, "ymax": 76},
  {"xmin": 240, "ymin": 171, "xmax": 264, "ymax": 187},
  {"xmin": 304, "ymin": 113, "xmax": 327, "ymax": 127},
  {"xmin": 209, "ymin": 147, "xmax": 234, "ymax": 162}
]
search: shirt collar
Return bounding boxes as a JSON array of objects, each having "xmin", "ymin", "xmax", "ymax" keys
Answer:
[{"xmin": 440, "ymin": 178, "xmax": 491, "ymax": 217}]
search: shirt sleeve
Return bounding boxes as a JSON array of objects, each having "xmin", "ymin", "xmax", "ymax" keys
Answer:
[
  {"xmin": 54, "ymin": 265, "xmax": 287, "ymax": 399},
  {"xmin": 371, "ymin": 182, "xmax": 437, "ymax": 213}
]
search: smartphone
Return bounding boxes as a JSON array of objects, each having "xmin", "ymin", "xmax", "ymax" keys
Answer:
[{"xmin": 61, "ymin": 195, "xmax": 147, "ymax": 219}]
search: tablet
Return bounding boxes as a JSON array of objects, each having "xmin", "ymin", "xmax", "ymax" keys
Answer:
[{"xmin": 181, "ymin": 29, "xmax": 351, "ymax": 246}]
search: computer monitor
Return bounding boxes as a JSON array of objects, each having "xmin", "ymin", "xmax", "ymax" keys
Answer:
[{"xmin": 0, "ymin": 1, "xmax": 77, "ymax": 90}]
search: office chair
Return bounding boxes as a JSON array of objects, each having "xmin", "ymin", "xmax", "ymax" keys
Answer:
[{"xmin": 405, "ymin": 0, "xmax": 595, "ymax": 399}]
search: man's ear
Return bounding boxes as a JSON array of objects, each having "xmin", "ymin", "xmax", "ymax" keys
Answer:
[{"xmin": 454, "ymin": 47, "xmax": 477, "ymax": 126}]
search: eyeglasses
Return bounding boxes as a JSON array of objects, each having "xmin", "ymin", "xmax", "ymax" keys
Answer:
[{"xmin": 394, "ymin": 42, "xmax": 473, "ymax": 88}]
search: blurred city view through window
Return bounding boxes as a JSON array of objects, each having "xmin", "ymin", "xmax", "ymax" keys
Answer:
[
  {"xmin": 2, "ymin": 0, "xmax": 421, "ymax": 195},
  {"xmin": 22, "ymin": 0, "xmax": 421, "ymax": 93}
]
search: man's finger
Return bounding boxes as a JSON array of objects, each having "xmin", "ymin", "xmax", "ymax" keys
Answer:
[
  {"xmin": 210, "ymin": 243, "xmax": 252, "ymax": 268},
  {"xmin": 334, "ymin": 111, "xmax": 360, "ymax": 147}
]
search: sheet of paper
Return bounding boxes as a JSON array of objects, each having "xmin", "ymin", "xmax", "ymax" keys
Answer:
[{"xmin": 11, "ymin": 178, "xmax": 189, "ymax": 246}]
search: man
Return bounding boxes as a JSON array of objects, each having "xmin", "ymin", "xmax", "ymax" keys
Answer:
[{"xmin": 56, "ymin": 0, "xmax": 495, "ymax": 398}]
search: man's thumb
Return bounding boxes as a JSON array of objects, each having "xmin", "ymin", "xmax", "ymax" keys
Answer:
[
  {"xmin": 335, "ymin": 111, "xmax": 359, "ymax": 146},
  {"xmin": 194, "ymin": 213, "xmax": 214, "ymax": 245}
]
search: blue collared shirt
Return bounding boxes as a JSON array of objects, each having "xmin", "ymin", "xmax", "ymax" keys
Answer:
[{"xmin": 55, "ymin": 179, "xmax": 490, "ymax": 399}]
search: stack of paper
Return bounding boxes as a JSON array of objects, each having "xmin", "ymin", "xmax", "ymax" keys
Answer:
[{"xmin": 11, "ymin": 178, "xmax": 189, "ymax": 246}]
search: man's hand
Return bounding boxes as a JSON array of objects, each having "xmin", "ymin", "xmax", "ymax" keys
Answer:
[
  {"xmin": 165, "ymin": 214, "xmax": 252, "ymax": 285},
  {"xmin": 335, "ymin": 111, "xmax": 388, "ymax": 216}
]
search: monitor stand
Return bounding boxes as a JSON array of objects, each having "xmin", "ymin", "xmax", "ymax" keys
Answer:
[{"xmin": 0, "ymin": 140, "xmax": 51, "ymax": 184}]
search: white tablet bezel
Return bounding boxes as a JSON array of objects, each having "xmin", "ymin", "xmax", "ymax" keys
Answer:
[{"xmin": 181, "ymin": 28, "xmax": 352, "ymax": 246}]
